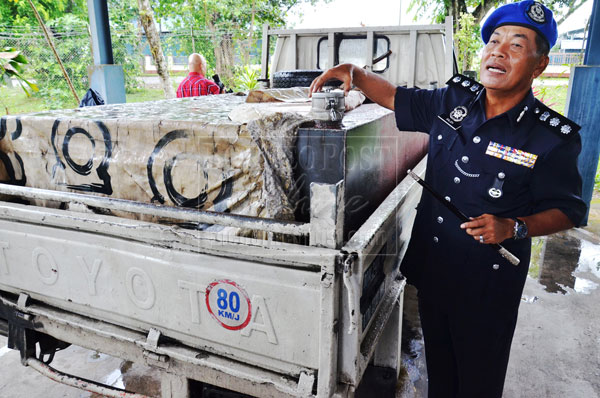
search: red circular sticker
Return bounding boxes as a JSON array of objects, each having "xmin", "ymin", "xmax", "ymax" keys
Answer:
[{"xmin": 206, "ymin": 280, "xmax": 252, "ymax": 330}]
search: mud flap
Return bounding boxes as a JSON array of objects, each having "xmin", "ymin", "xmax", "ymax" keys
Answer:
[{"xmin": 1, "ymin": 293, "xmax": 70, "ymax": 365}]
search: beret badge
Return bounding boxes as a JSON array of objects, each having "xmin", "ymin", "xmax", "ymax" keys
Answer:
[{"xmin": 527, "ymin": 2, "xmax": 546, "ymax": 24}]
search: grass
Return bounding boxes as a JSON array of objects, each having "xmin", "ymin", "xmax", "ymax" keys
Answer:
[
  {"xmin": 0, "ymin": 85, "xmax": 172, "ymax": 116},
  {"xmin": 126, "ymin": 88, "xmax": 167, "ymax": 103},
  {"xmin": 0, "ymin": 86, "xmax": 47, "ymax": 116},
  {"xmin": 532, "ymin": 78, "xmax": 569, "ymax": 114}
]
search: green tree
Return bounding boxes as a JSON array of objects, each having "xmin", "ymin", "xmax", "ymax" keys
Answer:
[
  {"xmin": 409, "ymin": 0, "xmax": 589, "ymax": 33},
  {"xmin": 454, "ymin": 13, "xmax": 481, "ymax": 72},
  {"xmin": 107, "ymin": 0, "xmax": 145, "ymax": 92},
  {"xmin": 27, "ymin": 14, "xmax": 91, "ymax": 108},
  {"xmin": 0, "ymin": 0, "xmax": 87, "ymax": 27},
  {"xmin": 138, "ymin": 0, "xmax": 175, "ymax": 98},
  {"xmin": 154, "ymin": 0, "xmax": 330, "ymax": 85}
]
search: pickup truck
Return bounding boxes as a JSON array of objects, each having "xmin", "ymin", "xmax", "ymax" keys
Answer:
[{"xmin": 0, "ymin": 20, "xmax": 452, "ymax": 398}]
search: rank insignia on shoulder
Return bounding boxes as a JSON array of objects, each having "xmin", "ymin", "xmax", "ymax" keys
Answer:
[
  {"xmin": 534, "ymin": 100, "xmax": 581, "ymax": 138},
  {"xmin": 446, "ymin": 74, "xmax": 483, "ymax": 96}
]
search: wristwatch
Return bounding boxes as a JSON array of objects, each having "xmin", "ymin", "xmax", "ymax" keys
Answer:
[{"xmin": 512, "ymin": 218, "xmax": 528, "ymax": 240}]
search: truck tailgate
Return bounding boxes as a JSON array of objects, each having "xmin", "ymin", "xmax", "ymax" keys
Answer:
[{"xmin": 0, "ymin": 210, "xmax": 329, "ymax": 375}]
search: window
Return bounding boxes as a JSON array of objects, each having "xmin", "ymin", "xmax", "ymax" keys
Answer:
[{"xmin": 317, "ymin": 35, "xmax": 390, "ymax": 72}]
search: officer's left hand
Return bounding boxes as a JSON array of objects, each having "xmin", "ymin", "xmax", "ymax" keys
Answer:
[{"xmin": 460, "ymin": 214, "xmax": 514, "ymax": 244}]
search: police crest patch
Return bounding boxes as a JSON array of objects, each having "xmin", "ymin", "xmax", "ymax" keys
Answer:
[
  {"xmin": 449, "ymin": 106, "xmax": 468, "ymax": 122},
  {"xmin": 527, "ymin": 1, "xmax": 546, "ymax": 24}
]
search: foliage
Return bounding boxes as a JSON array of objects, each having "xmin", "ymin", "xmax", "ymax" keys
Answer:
[
  {"xmin": 532, "ymin": 80, "xmax": 568, "ymax": 113},
  {"xmin": 107, "ymin": 0, "xmax": 144, "ymax": 92},
  {"xmin": 409, "ymin": 0, "xmax": 589, "ymax": 32},
  {"xmin": 25, "ymin": 14, "xmax": 91, "ymax": 108},
  {"xmin": 1, "ymin": 1, "xmax": 145, "ymax": 109},
  {"xmin": 153, "ymin": 0, "xmax": 331, "ymax": 84},
  {"xmin": 0, "ymin": 47, "xmax": 38, "ymax": 113},
  {"xmin": 0, "ymin": 0, "xmax": 87, "ymax": 27},
  {"xmin": 532, "ymin": 87, "xmax": 558, "ymax": 109},
  {"xmin": 596, "ymin": 158, "xmax": 600, "ymax": 193},
  {"xmin": 233, "ymin": 65, "xmax": 259, "ymax": 92},
  {"xmin": 454, "ymin": 13, "xmax": 481, "ymax": 72},
  {"xmin": 0, "ymin": 47, "xmax": 38, "ymax": 95}
]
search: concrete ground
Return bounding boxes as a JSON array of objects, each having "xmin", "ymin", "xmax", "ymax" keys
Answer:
[{"xmin": 1, "ymin": 210, "xmax": 600, "ymax": 398}]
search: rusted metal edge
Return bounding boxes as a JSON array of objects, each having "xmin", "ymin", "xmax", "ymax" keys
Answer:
[
  {"xmin": 359, "ymin": 277, "xmax": 405, "ymax": 360},
  {"xmin": 0, "ymin": 202, "xmax": 338, "ymax": 269},
  {"xmin": 342, "ymin": 155, "xmax": 427, "ymax": 254},
  {"xmin": 0, "ymin": 183, "xmax": 310, "ymax": 236},
  {"xmin": 26, "ymin": 357, "xmax": 151, "ymax": 398}
]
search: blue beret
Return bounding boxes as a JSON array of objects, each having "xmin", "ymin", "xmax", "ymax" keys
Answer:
[{"xmin": 481, "ymin": 1, "xmax": 558, "ymax": 49}]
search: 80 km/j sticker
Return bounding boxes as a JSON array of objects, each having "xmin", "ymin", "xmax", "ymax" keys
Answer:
[{"xmin": 206, "ymin": 279, "xmax": 252, "ymax": 330}]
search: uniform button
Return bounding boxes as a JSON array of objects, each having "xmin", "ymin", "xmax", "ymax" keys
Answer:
[
  {"xmin": 473, "ymin": 136, "xmax": 481, "ymax": 144},
  {"xmin": 498, "ymin": 172, "xmax": 505, "ymax": 179},
  {"xmin": 437, "ymin": 134, "xmax": 443, "ymax": 141},
  {"xmin": 493, "ymin": 264, "xmax": 500, "ymax": 270},
  {"xmin": 433, "ymin": 236, "xmax": 439, "ymax": 243},
  {"xmin": 445, "ymin": 196, "xmax": 451, "ymax": 202},
  {"xmin": 437, "ymin": 216, "xmax": 444, "ymax": 223},
  {"xmin": 461, "ymin": 156, "xmax": 469, "ymax": 163},
  {"xmin": 454, "ymin": 177, "xmax": 461, "ymax": 184}
]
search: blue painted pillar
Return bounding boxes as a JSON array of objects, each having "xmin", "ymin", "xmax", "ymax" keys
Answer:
[
  {"xmin": 585, "ymin": 0, "xmax": 600, "ymax": 65},
  {"xmin": 567, "ymin": 0, "xmax": 600, "ymax": 225},
  {"xmin": 87, "ymin": 0, "xmax": 126, "ymax": 104}
]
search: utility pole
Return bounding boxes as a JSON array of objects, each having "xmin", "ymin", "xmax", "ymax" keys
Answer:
[
  {"xmin": 567, "ymin": 0, "xmax": 600, "ymax": 224},
  {"xmin": 398, "ymin": 0, "xmax": 402, "ymax": 25},
  {"xmin": 87, "ymin": 0, "xmax": 126, "ymax": 104}
]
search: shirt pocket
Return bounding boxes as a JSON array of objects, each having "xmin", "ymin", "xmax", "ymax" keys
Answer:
[
  {"xmin": 429, "ymin": 124, "xmax": 459, "ymax": 172},
  {"xmin": 474, "ymin": 158, "xmax": 533, "ymax": 215}
]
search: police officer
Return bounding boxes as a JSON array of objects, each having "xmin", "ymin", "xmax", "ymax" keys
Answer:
[{"xmin": 310, "ymin": 1, "xmax": 587, "ymax": 396}]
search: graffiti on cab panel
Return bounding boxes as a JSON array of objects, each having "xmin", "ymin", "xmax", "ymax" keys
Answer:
[
  {"xmin": 0, "ymin": 116, "xmax": 26, "ymax": 186},
  {"xmin": 147, "ymin": 129, "xmax": 233, "ymax": 209},
  {"xmin": 51, "ymin": 119, "xmax": 113, "ymax": 195}
]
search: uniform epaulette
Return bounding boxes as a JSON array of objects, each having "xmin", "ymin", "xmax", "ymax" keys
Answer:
[
  {"xmin": 533, "ymin": 99, "xmax": 581, "ymax": 138},
  {"xmin": 446, "ymin": 74, "xmax": 484, "ymax": 96}
]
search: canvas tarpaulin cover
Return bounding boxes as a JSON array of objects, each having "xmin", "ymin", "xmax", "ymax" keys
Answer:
[{"xmin": 0, "ymin": 92, "xmax": 316, "ymax": 226}]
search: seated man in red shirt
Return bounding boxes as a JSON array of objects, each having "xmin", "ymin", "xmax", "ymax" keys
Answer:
[{"xmin": 176, "ymin": 53, "xmax": 220, "ymax": 98}]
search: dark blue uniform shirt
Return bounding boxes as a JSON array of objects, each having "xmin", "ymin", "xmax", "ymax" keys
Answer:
[{"xmin": 396, "ymin": 74, "xmax": 587, "ymax": 316}]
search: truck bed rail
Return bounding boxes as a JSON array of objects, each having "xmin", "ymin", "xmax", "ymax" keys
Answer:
[{"xmin": 0, "ymin": 183, "xmax": 309, "ymax": 237}]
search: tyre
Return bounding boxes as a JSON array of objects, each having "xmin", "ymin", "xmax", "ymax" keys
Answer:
[{"xmin": 272, "ymin": 70, "xmax": 341, "ymax": 88}]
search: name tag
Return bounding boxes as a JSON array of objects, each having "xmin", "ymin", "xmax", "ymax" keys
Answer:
[
  {"xmin": 485, "ymin": 141, "xmax": 538, "ymax": 168},
  {"xmin": 438, "ymin": 114, "xmax": 461, "ymax": 130}
]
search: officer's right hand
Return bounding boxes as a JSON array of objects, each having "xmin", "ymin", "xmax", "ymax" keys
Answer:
[{"xmin": 309, "ymin": 64, "xmax": 356, "ymax": 97}]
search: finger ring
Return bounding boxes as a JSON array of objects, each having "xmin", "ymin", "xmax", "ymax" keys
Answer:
[{"xmin": 479, "ymin": 235, "xmax": 484, "ymax": 243}]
